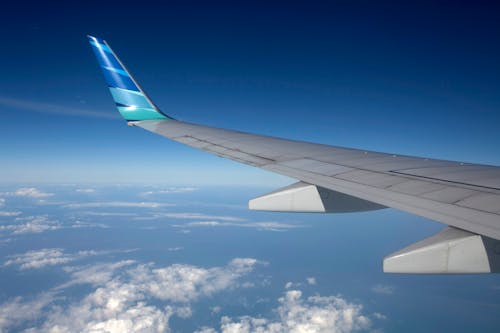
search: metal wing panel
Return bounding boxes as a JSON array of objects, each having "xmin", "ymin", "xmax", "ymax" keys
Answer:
[{"xmin": 134, "ymin": 119, "xmax": 500, "ymax": 240}]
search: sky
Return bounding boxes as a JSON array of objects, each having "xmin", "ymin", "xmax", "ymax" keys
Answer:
[
  {"xmin": 1, "ymin": 2, "xmax": 500, "ymax": 333},
  {"xmin": 1, "ymin": 1, "xmax": 500, "ymax": 184}
]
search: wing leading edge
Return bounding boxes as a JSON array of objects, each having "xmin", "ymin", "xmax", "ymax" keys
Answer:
[{"xmin": 88, "ymin": 36, "xmax": 500, "ymax": 273}]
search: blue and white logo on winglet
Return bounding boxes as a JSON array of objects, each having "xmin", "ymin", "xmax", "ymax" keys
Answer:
[{"xmin": 88, "ymin": 35, "xmax": 172, "ymax": 121}]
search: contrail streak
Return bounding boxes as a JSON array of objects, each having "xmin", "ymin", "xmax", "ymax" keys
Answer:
[{"xmin": 0, "ymin": 96, "xmax": 120, "ymax": 119}]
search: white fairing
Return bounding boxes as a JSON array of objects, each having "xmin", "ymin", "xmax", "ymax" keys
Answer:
[
  {"xmin": 384, "ymin": 227, "xmax": 500, "ymax": 273},
  {"xmin": 249, "ymin": 182, "xmax": 326, "ymax": 212},
  {"xmin": 249, "ymin": 182, "xmax": 385, "ymax": 213}
]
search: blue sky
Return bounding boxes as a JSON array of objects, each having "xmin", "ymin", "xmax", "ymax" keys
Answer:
[{"xmin": 1, "ymin": 1, "xmax": 500, "ymax": 184}]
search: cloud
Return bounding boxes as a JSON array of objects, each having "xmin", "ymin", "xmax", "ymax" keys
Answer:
[
  {"xmin": 0, "ymin": 215, "xmax": 107, "ymax": 236},
  {"xmin": 285, "ymin": 282, "xmax": 300, "ymax": 289},
  {"xmin": 63, "ymin": 201, "xmax": 173, "ymax": 209},
  {"xmin": 0, "ymin": 215, "xmax": 61, "ymax": 234},
  {"xmin": 76, "ymin": 188, "xmax": 96, "ymax": 193},
  {"xmin": 178, "ymin": 220, "xmax": 304, "ymax": 232},
  {"xmin": 186, "ymin": 221, "xmax": 222, "ymax": 226},
  {"xmin": 0, "ymin": 198, "xmax": 4, "ymax": 207},
  {"xmin": 140, "ymin": 187, "xmax": 199, "ymax": 196},
  {"xmin": 1, "ymin": 187, "xmax": 54, "ymax": 198},
  {"xmin": 0, "ymin": 293, "xmax": 55, "ymax": 331},
  {"xmin": 58, "ymin": 260, "xmax": 137, "ymax": 289},
  {"xmin": 3, "ymin": 248, "xmax": 124, "ymax": 270},
  {"xmin": 371, "ymin": 284, "xmax": 395, "ymax": 295},
  {"xmin": 211, "ymin": 306, "xmax": 222, "ymax": 315},
  {"xmin": 70, "ymin": 220, "xmax": 109, "ymax": 229},
  {"xmin": 0, "ymin": 211, "xmax": 21, "ymax": 217},
  {"xmin": 136, "ymin": 212, "xmax": 245, "ymax": 222},
  {"xmin": 200, "ymin": 289, "xmax": 372, "ymax": 333},
  {"xmin": 127, "ymin": 258, "xmax": 263, "ymax": 303},
  {"xmin": 78, "ymin": 211, "xmax": 138, "ymax": 217},
  {"xmin": 0, "ymin": 257, "xmax": 380, "ymax": 333},
  {"xmin": 14, "ymin": 187, "xmax": 54, "ymax": 198},
  {"xmin": 3, "ymin": 258, "xmax": 262, "ymax": 333},
  {"xmin": 306, "ymin": 277, "xmax": 317, "ymax": 285},
  {"xmin": 4, "ymin": 248, "xmax": 75, "ymax": 270},
  {"xmin": 196, "ymin": 328, "xmax": 218, "ymax": 333},
  {"xmin": 0, "ymin": 96, "xmax": 120, "ymax": 119},
  {"xmin": 373, "ymin": 312, "xmax": 387, "ymax": 320}
]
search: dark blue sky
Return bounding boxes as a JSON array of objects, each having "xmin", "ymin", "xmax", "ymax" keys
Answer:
[{"xmin": 1, "ymin": 1, "xmax": 499, "ymax": 184}]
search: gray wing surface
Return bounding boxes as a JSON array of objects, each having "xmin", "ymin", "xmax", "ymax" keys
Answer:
[{"xmin": 134, "ymin": 120, "xmax": 500, "ymax": 241}]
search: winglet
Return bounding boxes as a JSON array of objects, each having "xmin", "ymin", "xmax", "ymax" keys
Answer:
[{"xmin": 87, "ymin": 35, "xmax": 172, "ymax": 122}]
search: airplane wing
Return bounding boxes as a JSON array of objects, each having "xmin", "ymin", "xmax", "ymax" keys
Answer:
[{"xmin": 88, "ymin": 36, "xmax": 500, "ymax": 274}]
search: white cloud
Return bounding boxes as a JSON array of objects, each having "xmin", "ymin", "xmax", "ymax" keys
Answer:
[
  {"xmin": 196, "ymin": 328, "xmax": 218, "ymax": 333},
  {"xmin": 371, "ymin": 284, "xmax": 395, "ymax": 295},
  {"xmin": 0, "ymin": 215, "xmax": 107, "ymax": 236},
  {"xmin": 0, "ymin": 255, "xmax": 381, "ymax": 333},
  {"xmin": 64, "ymin": 201, "xmax": 173, "ymax": 209},
  {"xmin": 79, "ymin": 211, "xmax": 138, "ymax": 217},
  {"xmin": 0, "ymin": 293, "xmax": 55, "ymax": 332},
  {"xmin": 0, "ymin": 215, "xmax": 61, "ymax": 234},
  {"xmin": 3, "ymin": 248, "xmax": 128, "ymax": 270},
  {"xmin": 70, "ymin": 220, "xmax": 109, "ymax": 229},
  {"xmin": 9, "ymin": 187, "xmax": 54, "ymax": 198},
  {"xmin": 306, "ymin": 277, "xmax": 317, "ymax": 285},
  {"xmin": 59, "ymin": 260, "xmax": 137, "ymax": 289},
  {"xmin": 187, "ymin": 221, "xmax": 222, "ymax": 226},
  {"xmin": 0, "ymin": 211, "xmax": 21, "ymax": 217},
  {"xmin": 178, "ymin": 220, "xmax": 303, "ymax": 232},
  {"xmin": 137, "ymin": 212, "xmax": 245, "ymax": 222},
  {"xmin": 140, "ymin": 187, "xmax": 199, "ymax": 196},
  {"xmin": 76, "ymin": 188, "xmax": 96, "ymax": 193},
  {"xmin": 241, "ymin": 282, "xmax": 255, "ymax": 288},
  {"xmin": 211, "ymin": 306, "xmax": 222, "ymax": 315},
  {"xmin": 373, "ymin": 312, "xmax": 387, "ymax": 320},
  {"xmin": 127, "ymin": 258, "xmax": 263, "ymax": 303},
  {"xmin": 0, "ymin": 198, "xmax": 4, "ymax": 207},
  {"xmin": 4, "ymin": 248, "xmax": 74, "ymax": 270},
  {"xmin": 12, "ymin": 258, "xmax": 262, "ymax": 333},
  {"xmin": 201, "ymin": 289, "xmax": 372, "ymax": 333},
  {"xmin": 142, "ymin": 211, "xmax": 304, "ymax": 232}
]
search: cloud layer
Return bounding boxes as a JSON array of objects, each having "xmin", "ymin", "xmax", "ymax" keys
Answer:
[
  {"xmin": 0, "ymin": 215, "xmax": 61, "ymax": 235},
  {"xmin": 197, "ymin": 289, "xmax": 372, "ymax": 333},
  {"xmin": 63, "ymin": 201, "xmax": 173, "ymax": 209},
  {"xmin": 1, "ymin": 187, "xmax": 54, "ymax": 198},
  {"xmin": 3, "ymin": 248, "xmax": 133, "ymax": 270},
  {"xmin": 0, "ymin": 258, "xmax": 263, "ymax": 332}
]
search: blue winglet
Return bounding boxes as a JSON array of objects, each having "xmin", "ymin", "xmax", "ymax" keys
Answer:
[{"xmin": 87, "ymin": 35, "xmax": 172, "ymax": 122}]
